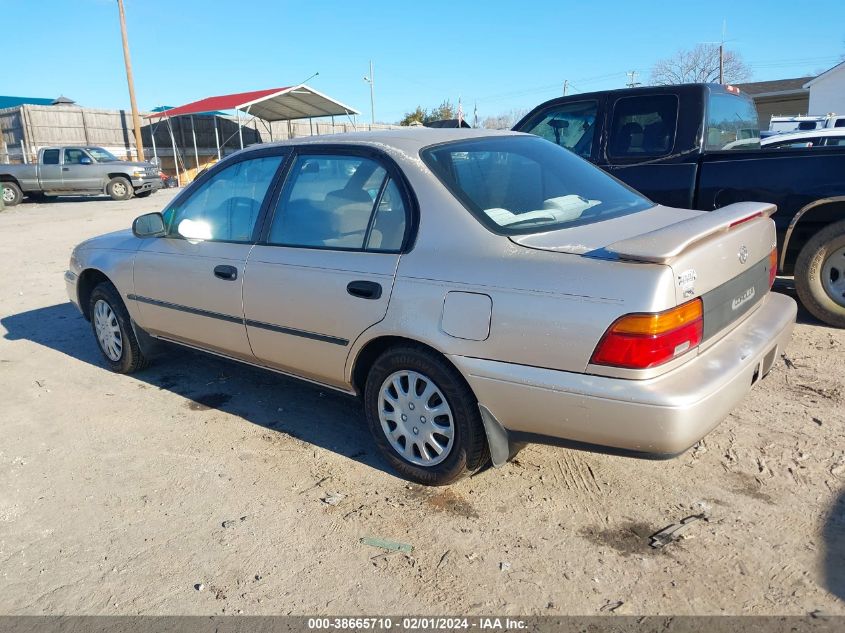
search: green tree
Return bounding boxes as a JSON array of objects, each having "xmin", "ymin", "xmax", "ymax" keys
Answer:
[{"xmin": 399, "ymin": 106, "xmax": 427, "ymax": 126}]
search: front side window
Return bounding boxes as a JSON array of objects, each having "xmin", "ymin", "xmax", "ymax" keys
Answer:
[
  {"xmin": 42, "ymin": 149, "xmax": 60, "ymax": 165},
  {"xmin": 63, "ymin": 148, "xmax": 88, "ymax": 164},
  {"xmin": 517, "ymin": 100, "xmax": 598, "ymax": 158},
  {"xmin": 705, "ymin": 92, "xmax": 761, "ymax": 150},
  {"xmin": 86, "ymin": 147, "xmax": 118, "ymax": 162},
  {"xmin": 609, "ymin": 95, "xmax": 678, "ymax": 158},
  {"xmin": 422, "ymin": 136, "xmax": 653, "ymax": 235},
  {"xmin": 267, "ymin": 154, "xmax": 398, "ymax": 250},
  {"xmin": 164, "ymin": 154, "xmax": 283, "ymax": 242}
]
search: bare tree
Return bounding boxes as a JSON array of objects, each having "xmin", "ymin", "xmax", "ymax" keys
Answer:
[
  {"xmin": 650, "ymin": 44, "xmax": 751, "ymax": 85},
  {"xmin": 481, "ymin": 108, "xmax": 529, "ymax": 130}
]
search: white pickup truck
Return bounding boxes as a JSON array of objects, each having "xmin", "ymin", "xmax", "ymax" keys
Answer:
[{"xmin": 0, "ymin": 146, "xmax": 163, "ymax": 206}]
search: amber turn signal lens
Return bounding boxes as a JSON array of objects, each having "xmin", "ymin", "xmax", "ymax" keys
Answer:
[
  {"xmin": 769, "ymin": 247, "xmax": 778, "ymax": 287},
  {"xmin": 608, "ymin": 299, "xmax": 703, "ymax": 336}
]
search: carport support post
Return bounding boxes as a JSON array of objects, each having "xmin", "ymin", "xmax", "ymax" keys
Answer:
[
  {"xmin": 237, "ymin": 109, "xmax": 244, "ymax": 149},
  {"xmin": 214, "ymin": 120, "xmax": 221, "ymax": 161},
  {"xmin": 166, "ymin": 116, "xmax": 181, "ymax": 187},
  {"xmin": 150, "ymin": 123, "xmax": 158, "ymax": 162},
  {"xmin": 190, "ymin": 115, "xmax": 199, "ymax": 180}
]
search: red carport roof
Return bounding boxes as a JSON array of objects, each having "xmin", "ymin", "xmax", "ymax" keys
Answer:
[{"xmin": 145, "ymin": 85, "xmax": 359, "ymax": 121}]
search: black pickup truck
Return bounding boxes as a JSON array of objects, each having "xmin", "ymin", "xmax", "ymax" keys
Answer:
[{"xmin": 513, "ymin": 83, "xmax": 845, "ymax": 327}]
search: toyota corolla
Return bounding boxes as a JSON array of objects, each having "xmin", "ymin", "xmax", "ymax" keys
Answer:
[{"xmin": 65, "ymin": 129, "xmax": 796, "ymax": 485}]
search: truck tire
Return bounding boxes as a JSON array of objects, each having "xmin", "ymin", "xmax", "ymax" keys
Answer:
[
  {"xmin": 795, "ymin": 219, "xmax": 845, "ymax": 328},
  {"xmin": 107, "ymin": 177, "xmax": 133, "ymax": 201},
  {"xmin": 2, "ymin": 182, "xmax": 22, "ymax": 207}
]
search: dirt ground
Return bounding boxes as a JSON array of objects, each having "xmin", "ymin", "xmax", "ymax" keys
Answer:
[{"xmin": 0, "ymin": 191, "xmax": 843, "ymax": 616}]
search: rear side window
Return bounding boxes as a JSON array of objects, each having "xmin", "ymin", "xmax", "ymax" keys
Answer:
[
  {"xmin": 706, "ymin": 92, "xmax": 761, "ymax": 150},
  {"xmin": 608, "ymin": 95, "xmax": 678, "ymax": 158},
  {"xmin": 42, "ymin": 149, "xmax": 60, "ymax": 165},
  {"xmin": 421, "ymin": 135, "xmax": 653, "ymax": 235},
  {"xmin": 268, "ymin": 154, "xmax": 405, "ymax": 251},
  {"xmin": 517, "ymin": 100, "xmax": 598, "ymax": 158}
]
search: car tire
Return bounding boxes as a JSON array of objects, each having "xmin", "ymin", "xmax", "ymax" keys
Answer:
[
  {"xmin": 795, "ymin": 219, "xmax": 845, "ymax": 328},
  {"xmin": 364, "ymin": 345, "xmax": 489, "ymax": 485},
  {"xmin": 106, "ymin": 177, "xmax": 134, "ymax": 201},
  {"xmin": 88, "ymin": 281, "xmax": 149, "ymax": 373},
  {"xmin": 2, "ymin": 181, "xmax": 23, "ymax": 207},
  {"xmin": 135, "ymin": 190, "xmax": 154, "ymax": 198}
]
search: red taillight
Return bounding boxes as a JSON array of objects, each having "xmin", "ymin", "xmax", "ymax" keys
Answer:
[
  {"xmin": 769, "ymin": 247, "xmax": 778, "ymax": 287},
  {"xmin": 590, "ymin": 299, "xmax": 703, "ymax": 370}
]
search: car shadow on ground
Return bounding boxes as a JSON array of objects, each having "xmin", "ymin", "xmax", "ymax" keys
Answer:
[
  {"xmin": 824, "ymin": 488, "xmax": 845, "ymax": 602},
  {"xmin": 772, "ymin": 279, "xmax": 827, "ymax": 327},
  {"xmin": 1, "ymin": 302, "xmax": 395, "ymax": 478}
]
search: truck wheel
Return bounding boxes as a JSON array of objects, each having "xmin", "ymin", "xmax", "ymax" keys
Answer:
[
  {"xmin": 107, "ymin": 177, "xmax": 133, "ymax": 201},
  {"xmin": 363, "ymin": 345, "xmax": 489, "ymax": 485},
  {"xmin": 2, "ymin": 182, "xmax": 22, "ymax": 207},
  {"xmin": 795, "ymin": 219, "xmax": 845, "ymax": 328},
  {"xmin": 88, "ymin": 281, "xmax": 149, "ymax": 373}
]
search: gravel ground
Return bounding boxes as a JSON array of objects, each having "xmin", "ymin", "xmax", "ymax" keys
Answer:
[{"xmin": 0, "ymin": 192, "xmax": 843, "ymax": 616}]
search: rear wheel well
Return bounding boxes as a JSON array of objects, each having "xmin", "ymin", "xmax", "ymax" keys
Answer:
[
  {"xmin": 783, "ymin": 199, "xmax": 845, "ymax": 274},
  {"xmin": 351, "ymin": 336, "xmax": 457, "ymax": 395},
  {"xmin": 77, "ymin": 269, "xmax": 112, "ymax": 320}
]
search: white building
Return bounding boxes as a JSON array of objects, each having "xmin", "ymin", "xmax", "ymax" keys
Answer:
[{"xmin": 804, "ymin": 61, "xmax": 845, "ymax": 115}]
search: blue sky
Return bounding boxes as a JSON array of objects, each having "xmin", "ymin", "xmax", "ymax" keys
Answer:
[{"xmin": 4, "ymin": 0, "xmax": 844, "ymax": 124}]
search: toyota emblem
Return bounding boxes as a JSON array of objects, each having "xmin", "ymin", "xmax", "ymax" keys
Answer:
[{"xmin": 738, "ymin": 245, "xmax": 749, "ymax": 264}]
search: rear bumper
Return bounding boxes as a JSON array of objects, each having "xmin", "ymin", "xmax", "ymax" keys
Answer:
[{"xmin": 450, "ymin": 292, "xmax": 797, "ymax": 456}]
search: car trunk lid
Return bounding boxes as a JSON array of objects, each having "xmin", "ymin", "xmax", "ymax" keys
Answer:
[{"xmin": 512, "ymin": 201, "xmax": 778, "ymax": 342}]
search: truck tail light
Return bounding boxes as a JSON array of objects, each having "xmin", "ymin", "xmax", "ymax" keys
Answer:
[
  {"xmin": 590, "ymin": 299, "xmax": 703, "ymax": 370},
  {"xmin": 769, "ymin": 247, "xmax": 778, "ymax": 287}
]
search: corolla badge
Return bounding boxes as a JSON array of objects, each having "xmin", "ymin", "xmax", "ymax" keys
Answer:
[
  {"xmin": 732, "ymin": 286, "xmax": 756, "ymax": 310},
  {"xmin": 738, "ymin": 245, "xmax": 749, "ymax": 264}
]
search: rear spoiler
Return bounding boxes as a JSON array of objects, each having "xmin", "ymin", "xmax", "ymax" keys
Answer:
[{"xmin": 604, "ymin": 202, "xmax": 776, "ymax": 264}]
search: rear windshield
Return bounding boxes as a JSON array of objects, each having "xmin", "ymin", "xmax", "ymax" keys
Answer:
[
  {"xmin": 420, "ymin": 135, "xmax": 653, "ymax": 235},
  {"xmin": 706, "ymin": 92, "xmax": 761, "ymax": 150}
]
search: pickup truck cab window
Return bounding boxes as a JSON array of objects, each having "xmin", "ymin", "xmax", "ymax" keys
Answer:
[
  {"xmin": 163, "ymin": 154, "xmax": 283, "ymax": 242},
  {"xmin": 42, "ymin": 149, "xmax": 60, "ymax": 165},
  {"xmin": 63, "ymin": 148, "xmax": 89, "ymax": 164},
  {"xmin": 515, "ymin": 100, "xmax": 598, "ymax": 158},
  {"xmin": 267, "ymin": 154, "xmax": 390, "ymax": 249},
  {"xmin": 608, "ymin": 95, "xmax": 678, "ymax": 158},
  {"xmin": 705, "ymin": 92, "xmax": 761, "ymax": 150}
]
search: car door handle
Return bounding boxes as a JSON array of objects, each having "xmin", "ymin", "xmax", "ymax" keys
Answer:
[
  {"xmin": 213, "ymin": 264, "xmax": 238, "ymax": 281},
  {"xmin": 347, "ymin": 280, "xmax": 382, "ymax": 300},
  {"xmin": 62, "ymin": 167, "xmax": 70, "ymax": 171}
]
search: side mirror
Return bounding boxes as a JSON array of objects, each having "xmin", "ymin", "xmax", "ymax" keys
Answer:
[
  {"xmin": 132, "ymin": 212, "xmax": 166, "ymax": 238},
  {"xmin": 79, "ymin": 156, "xmax": 93, "ymax": 165}
]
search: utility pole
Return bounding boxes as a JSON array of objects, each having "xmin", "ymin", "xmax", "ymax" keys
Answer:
[
  {"xmin": 626, "ymin": 71, "xmax": 641, "ymax": 89},
  {"xmin": 363, "ymin": 61, "xmax": 375, "ymax": 126},
  {"xmin": 563, "ymin": 80, "xmax": 568, "ymax": 96},
  {"xmin": 719, "ymin": 42, "xmax": 724, "ymax": 84},
  {"xmin": 117, "ymin": 0, "xmax": 144, "ymax": 161}
]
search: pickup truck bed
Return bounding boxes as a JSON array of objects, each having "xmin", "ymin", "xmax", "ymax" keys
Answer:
[{"xmin": 514, "ymin": 83, "xmax": 845, "ymax": 327}]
